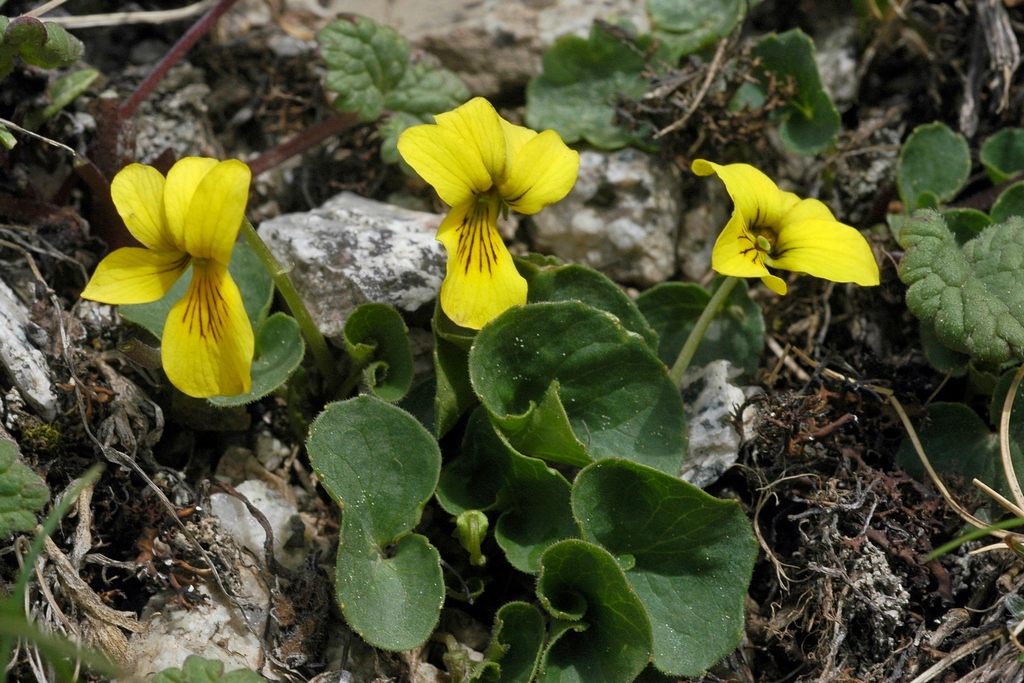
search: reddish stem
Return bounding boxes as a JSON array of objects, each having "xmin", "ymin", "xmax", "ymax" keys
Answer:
[
  {"xmin": 246, "ymin": 113, "xmax": 356, "ymax": 177},
  {"xmin": 118, "ymin": 0, "xmax": 245, "ymax": 121}
]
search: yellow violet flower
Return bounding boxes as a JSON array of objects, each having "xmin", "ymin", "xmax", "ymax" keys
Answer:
[
  {"xmin": 695, "ymin": 159, "xmax": 879, "ymax": 295},
  {"xmin": 397, "ymin": 97, "xmax": 579, "ymax": 329},
  {"xmin": 81, "ymin": 157, "xmax": 254, "ymax": 398}
]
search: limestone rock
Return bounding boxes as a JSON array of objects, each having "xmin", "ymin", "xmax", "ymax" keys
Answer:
[
  {"xmin": 257, "ymin": 192, "xmax": 445, "ymax": 343},
  {"xmin": 0, "ymin": 278, "xmax": 57, "ymax": 421},
  {"xmin": 530, "ymin": 148, "xmax": 682, "ymax": 287},
  {"xmin": 211, "ymin": 477, "xmax": 310, "ymax": 571},
  {"xmin": 129, "ymin": 64, "xmax": 222, "ymax": 165}
]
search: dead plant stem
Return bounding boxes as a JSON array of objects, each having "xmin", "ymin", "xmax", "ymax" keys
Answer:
[{"xmin": 998, "ymin": 362, "xmax": 1024, "ymax": 510}]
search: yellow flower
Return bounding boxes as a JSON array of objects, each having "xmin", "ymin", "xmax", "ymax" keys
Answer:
[
  {"xmin": 81, "ymin": 158, "xmax": 254, "ymax": 398},
  {"xmin": 397, "ymin": 97, "xmax": 579, "ymax": 329},
  {"xmin": 695, "ymin": 159, "xmax": 879, "ymax": 295}
]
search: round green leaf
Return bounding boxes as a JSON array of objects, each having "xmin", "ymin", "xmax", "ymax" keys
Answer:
[
  {"xmin": 896, "ymin": 122, "xmax": 971, "ymax": 211},
  {"xmin": 209, "ymin": 313, "xmax": 305, "ymax": 407},
  {"xmin": 636, "ymin": 279, "xmax": 764, "ymax": 377},
  {"xmin": 981, "ymin": 128, "xmax": 1024, "ymax": 185},
  {"xmin": 572, "ymin": 459, "xmax": 756, "ymax": 677},
  {"xmin": 522, "ymin": 260, "xmax": 658, "ymax": 349},
  {"xmin": 536, "ymin": 540, "xmax": 653, "ymax": 683},
  {"xmin": 470, "ymin": 302, "xmax": 687, "ymax": 474},
  {"xmin": 991, "ymin": 182, "xmax": 1024, "ymax": 225},
  {"xmin": 307, "ymin": 396, "xmax": 443, "ymax": 651},
  {"xmin": 942, "ymin": 208, "xmax": 991, "ymax": 246},
  {"xmin": 343, "ymin": 303, "xmax": 414, "ymax": 402},
  {"xmin": 474, "ymin": 602, "xmax": 546, "ymax": 683}
]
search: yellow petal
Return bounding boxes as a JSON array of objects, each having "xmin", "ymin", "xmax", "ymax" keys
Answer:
[
  {"xmin": 110, "ymin": 164, "xmax": 175, "ymax": 251},
  {"xmin": 161, "ymin": 260, "xmax": 254, "ymax": 398},
  {"xmin": 80, "ymin": 248, "xmax": 190, "ymax": 304},
  {"xmin": 434, "ymin": 97, "xmax": 508, "ymax": 183},
  {"xmin": 182, "ymin": 160, "xmax": 251, "ymax": 264},
  {"xmin": 710, "ymin": 214, "xmax": 773, "ymax": 279},
  {"xmin": 692, "ymin": 160, "xmax": 799, "ymax": 230},
  {"xmin": 398, "ymin": 122, "xmax": 492, "ymax": 208},
  {"xmin": 498, "ymin": 130, "xmax": 579, "ymax": 215},
  {"xmin": 780, "ymin": 196, "xmax": 837, "ymax": 224},
  {"xmin": 164, "ymin": 157, "xmax": 219, "ymax": 249},
  {"xmin": 760, "ymin": 274, "xmax": 789, "ymax": 295},
  {"xmin": 767, "ymin": 220, "xmax": 880, "ymax": 286},
  {"xmin": 436, "ymin": 199, "xmax": 527, "ymax": 329},
  {"xmin": 499, "ymin": 118, "xmax": 537, "ymax": 173}
]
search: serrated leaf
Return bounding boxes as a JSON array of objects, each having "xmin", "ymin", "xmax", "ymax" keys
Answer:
[
  {"xmin": 472, "ymin": 602, "xmax": 546, "ymax": 683},
  {"xmin": 436, "ymin": 408, "xmax": 578, "ymax": 573},
  {"xmin": 151, "ymin": 655, "xmax": 263, "ymax": 683},
  {"xmin": 896, "ymin": 122, "xmax": 970, "ymax": 211},
  {"xmin": 573, "ymin": 459, "xmax": 757, "ymax": 677},
  {"xmin": 520, "ymin": 260, "xmax": 658, "ymax": 348},
  {"xmin": 318, "ymin": 15, "xmax": 408, "ymax": 121},
  {"xmin": 919, "ymin": 321, "xmax": 968, "ymax": 378},
  {"xmin": 0, "ymin": 16, "xmax": 83, "ymax": 80},
  {"xmin": 897, "ymin": 210, "xmax": 1024, "ymax": 364},
  {"xmin": 981, "ymin": 128, "xmax": 1024, "ymax": 185},
  {"xmin": 470, "ymin": 301, "xmax": 687, "ymax": 475},
  {"xmin": 307, "ymin": 396, "xmax": 443, "ymax": 651},
  {"xmin": 751, "ymin": 29, "xmax": 840, "ymax": 155},
  {"xmin": 636, "ymin": 278, "xmax": 764, "ymax": 377},
  {"xmin": 525, "ymin": 22, "xmax": 654, "ymax": 150},
  {"xmin": 648, "ymin": 0, "xmax": 751, "ymax": 63},
  {"xmin": 535, "ymin": 540, "xmax": 653, "ymax": 683},
  {"xmin": 208, "ymin": 313, "xmax": 305, "ymax": 407},
  {"xmin": 343, "ymin": 303, "xmax": 414, "ymax": 402},
  {"xmin": 0, "ymin": 439, "xmax": 49, "ymax": 537},
  {"xmin": 991, "ymin": 182, "xmax": 1024, "ymax": 224}
]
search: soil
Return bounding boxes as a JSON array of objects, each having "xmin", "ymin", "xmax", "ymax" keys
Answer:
[{"xmin": 2, "ymin": 0, "xmax": 1024, "ymax": 682}]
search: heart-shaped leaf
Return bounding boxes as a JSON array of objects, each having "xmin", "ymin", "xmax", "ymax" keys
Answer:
[
  {"xmin": 535, "ymin": 540, "xmax": 653, "ymax": 683},
  {"xmin": 898, "ymin": 210, "xmax": 1024, "ymax": 364},
  {"xmin": 307, "ymin": 396, "xmax": 443, "ymax": 651},
  {"xmin": 470, "ymin": 302, "xmax": 687, "ymax": 475},
  {"xmin": 572, "ymin": 459, "xmax": 757, "ymax": 677},
  {"xmin": 343, "ymin": 303, "xmax": 414, "ymax": 402}
]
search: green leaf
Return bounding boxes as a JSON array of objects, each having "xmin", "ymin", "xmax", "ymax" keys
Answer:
[
  {"xmin": 535, "ymin": 540, "xmax": 653, "ymax": 683},
  {"xmin": 473, "ymin": 602, "xmax": 546, "ymax": 683},
  {"xmin": 981, "ymin": 128, "xmax": 1024, "ymax": 185},
  {"xmin": 572, "ymin": 459, "xmax": 756, "ymax": 677},
  {"xmin": 0, "ymin": 16, "xmax": 83, "ymax": 80},
  {"xmin": 120, "ymin": 240, "xmax": 273, "ymax": 339},
  {"xmin": 24, "ymin": 68, "xmax": 98, "ymax": 130},
  {"xmin": 942, "ymin": 208, "xmax": 991, "ymax": 246},
  {"xmin": 525, "ymin": 21, "xmax": 654, "ymax": 150},
  {"xmin": 0, "ymin": 122, "xmax": 15, "ymax": 149},
  {"xmin": 317, "ymin": 15, "xmax": 408, "ymax": 121},
  {"xmin": 751, "ymin": 29, "xmax": 840, "ymax": 155},
  {"xmin": 896, "ymin": 122, "xmax": 971, "ymax": 211},
  {"xmin": 0, "ymin": 439, "xmax": 49, "ymax": 537},
  {"xmin": 470, "ymin": 301, "xmax": 687, "ymax": 474},
  {"xmin": 919, "ymin": 321, "xmax": 968, "ymax": 378},
  {"xmin": 895, "ymin": 402, "xmax": 1018, "ymax": 500},
  {"xmin": 151, "ymin": 655, "xmax": 263, "ymax": 683},
  {"xmin": 648, "ymin": 0, "xmax": 750, "ymax": 63},
  {"xmin": 436, "ymin": 408, "xmax": 578, "ymax": 573},
  {"xmin": 636, "ymin": 279, "xmax": 764, "ymax": 377},
  {"xmin": 991, "ymin": 182, "xmax": 1024, "ymax": 225},
  {"xmin": 897, "ymin": 210, "xmax": 1024, "ymax": 364},
  {"xmin": 307, "ymin": 396, "xmax": 443, "ymax": 651},
  {"xmin": 433, "ymin": 302, "xmax": 478, "ymax": 438},
  {"xmin": 521, "ymin": 259, "xmax": 658, "ymax": 348},
  {"xmin": 343, "ymin": 303, "xmax": 414, "ymax": 402},
  {"xmin": 208, "ymin": 313, "xmax": 305, "ymax": 407}
]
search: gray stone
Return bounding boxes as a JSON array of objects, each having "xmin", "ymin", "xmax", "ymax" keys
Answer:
[
  {"xmin": 128, "ymin": 64, "xmax": 222, "ymax": 165},
  {"xmin": 677, "ymin": 174, "xmax": 731, "ymax": 282},
  {"xmin": 814, "ymin": 23, "xmax": 860, "ymax": 113},
  {"xmin": 530, "ymin": 148, "xmax": 682, "ymax": 287},
  {"xmin": 0, "ymin": 278, "xmax": 57, "ymax": 421},
  {"xmin": 258, "ymin": 192, "xmax": 445, "ymax": 343}
]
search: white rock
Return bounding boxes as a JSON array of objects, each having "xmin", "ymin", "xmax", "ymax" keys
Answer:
[
  {"xmin": 680, "ymin": 360, "xmax": 758, "ymax": 488},
  {"xmin": 257, "ymin": 192, "xmax": 445, "ymax": 343},
  {"xmin": 210, "ymin": 479, "xmax": 310, "ymax": 571},
  {"xmin": 0, "ymin": 278, "xmax": 57, "ymax": 421},
  {"xmin": 530, "ymin": 148, "xmax": 682, "ymax": 287}
]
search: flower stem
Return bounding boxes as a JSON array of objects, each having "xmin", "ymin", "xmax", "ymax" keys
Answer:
[
  {"xmin": 668, "ymin": 276, "xmax": 740, "ymax": 386},
  {"xmin": 240, "ymin": 218, "xmax": 341, "ymax": 391}
]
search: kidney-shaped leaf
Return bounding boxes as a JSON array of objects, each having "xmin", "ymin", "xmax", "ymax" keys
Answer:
[
  {"xmin": 572, "ymin": 459, "xmax": 757, "ymax": 677},
  {"xmin": 306, "ymin": 396, "xmax": 443, "ymax": 651},
  {"xmin": 536, "ymin": 540, "xmax": 653, "ymax": 683},
  {"xmin": 470, "ymin": 302, "xmax": 687, "ymax": 475}
]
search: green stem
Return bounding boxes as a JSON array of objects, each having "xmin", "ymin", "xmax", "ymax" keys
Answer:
[
  {"xmin": 240, "ymin": 219, "xmax": 341, "ymax": 391},
  {"xmin": 668, "ymin": 276, "xmax": 740, "ymax": 386}
]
